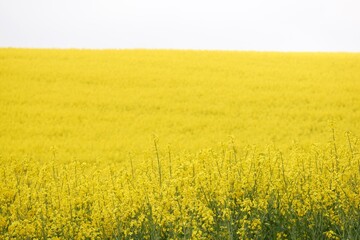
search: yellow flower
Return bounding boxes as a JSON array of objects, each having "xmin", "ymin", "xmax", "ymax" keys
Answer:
[{"xmin": 324, "ymin": 230, "xmax": 340, "ymax": 240}]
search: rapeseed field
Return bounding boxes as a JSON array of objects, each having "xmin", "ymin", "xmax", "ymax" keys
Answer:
[{"xmin": 0, "ymin": 49, "xmax": 360, "ymax": 239}]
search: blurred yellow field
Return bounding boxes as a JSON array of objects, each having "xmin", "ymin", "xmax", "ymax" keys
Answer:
[
  {"xmin": 1, "ymin": 49, "xmax": 360, "ymax": 239},
  {"xmin": 1, "ymin": 49, "xmax": 360, "ymax": 159}
]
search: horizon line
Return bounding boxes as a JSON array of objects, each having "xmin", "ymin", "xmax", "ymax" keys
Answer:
[{"xmin": 1, "ymin": 47, "xmax": 359, "ymax": 54}]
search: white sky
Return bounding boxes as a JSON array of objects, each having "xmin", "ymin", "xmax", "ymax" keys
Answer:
[{"xmin": 0, "ymin": 0, "xmax": 359, "ymax": 51}]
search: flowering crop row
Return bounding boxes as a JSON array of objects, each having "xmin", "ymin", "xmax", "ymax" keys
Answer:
[{"xmin": 1, "ymin": 135, "xmax": 359, "ymax": 239}]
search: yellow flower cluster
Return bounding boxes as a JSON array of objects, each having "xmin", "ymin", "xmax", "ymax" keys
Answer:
[{"xmin": 1, "ymin": 137, "xmax": 359, "ymax": 239}]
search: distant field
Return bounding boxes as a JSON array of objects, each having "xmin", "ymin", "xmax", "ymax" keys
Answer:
[
  {"xmin": 1, "ymin": 49, "xmax": 360, "ymax": 160},
  {"xmin": 1, "ymin": 49, "xmax": 360, "ymax": 239}
]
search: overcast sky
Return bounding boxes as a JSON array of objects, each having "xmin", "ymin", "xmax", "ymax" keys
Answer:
[{"xmin": 0, "ymin": 0, "xmax": 359, "ymax": 52}]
